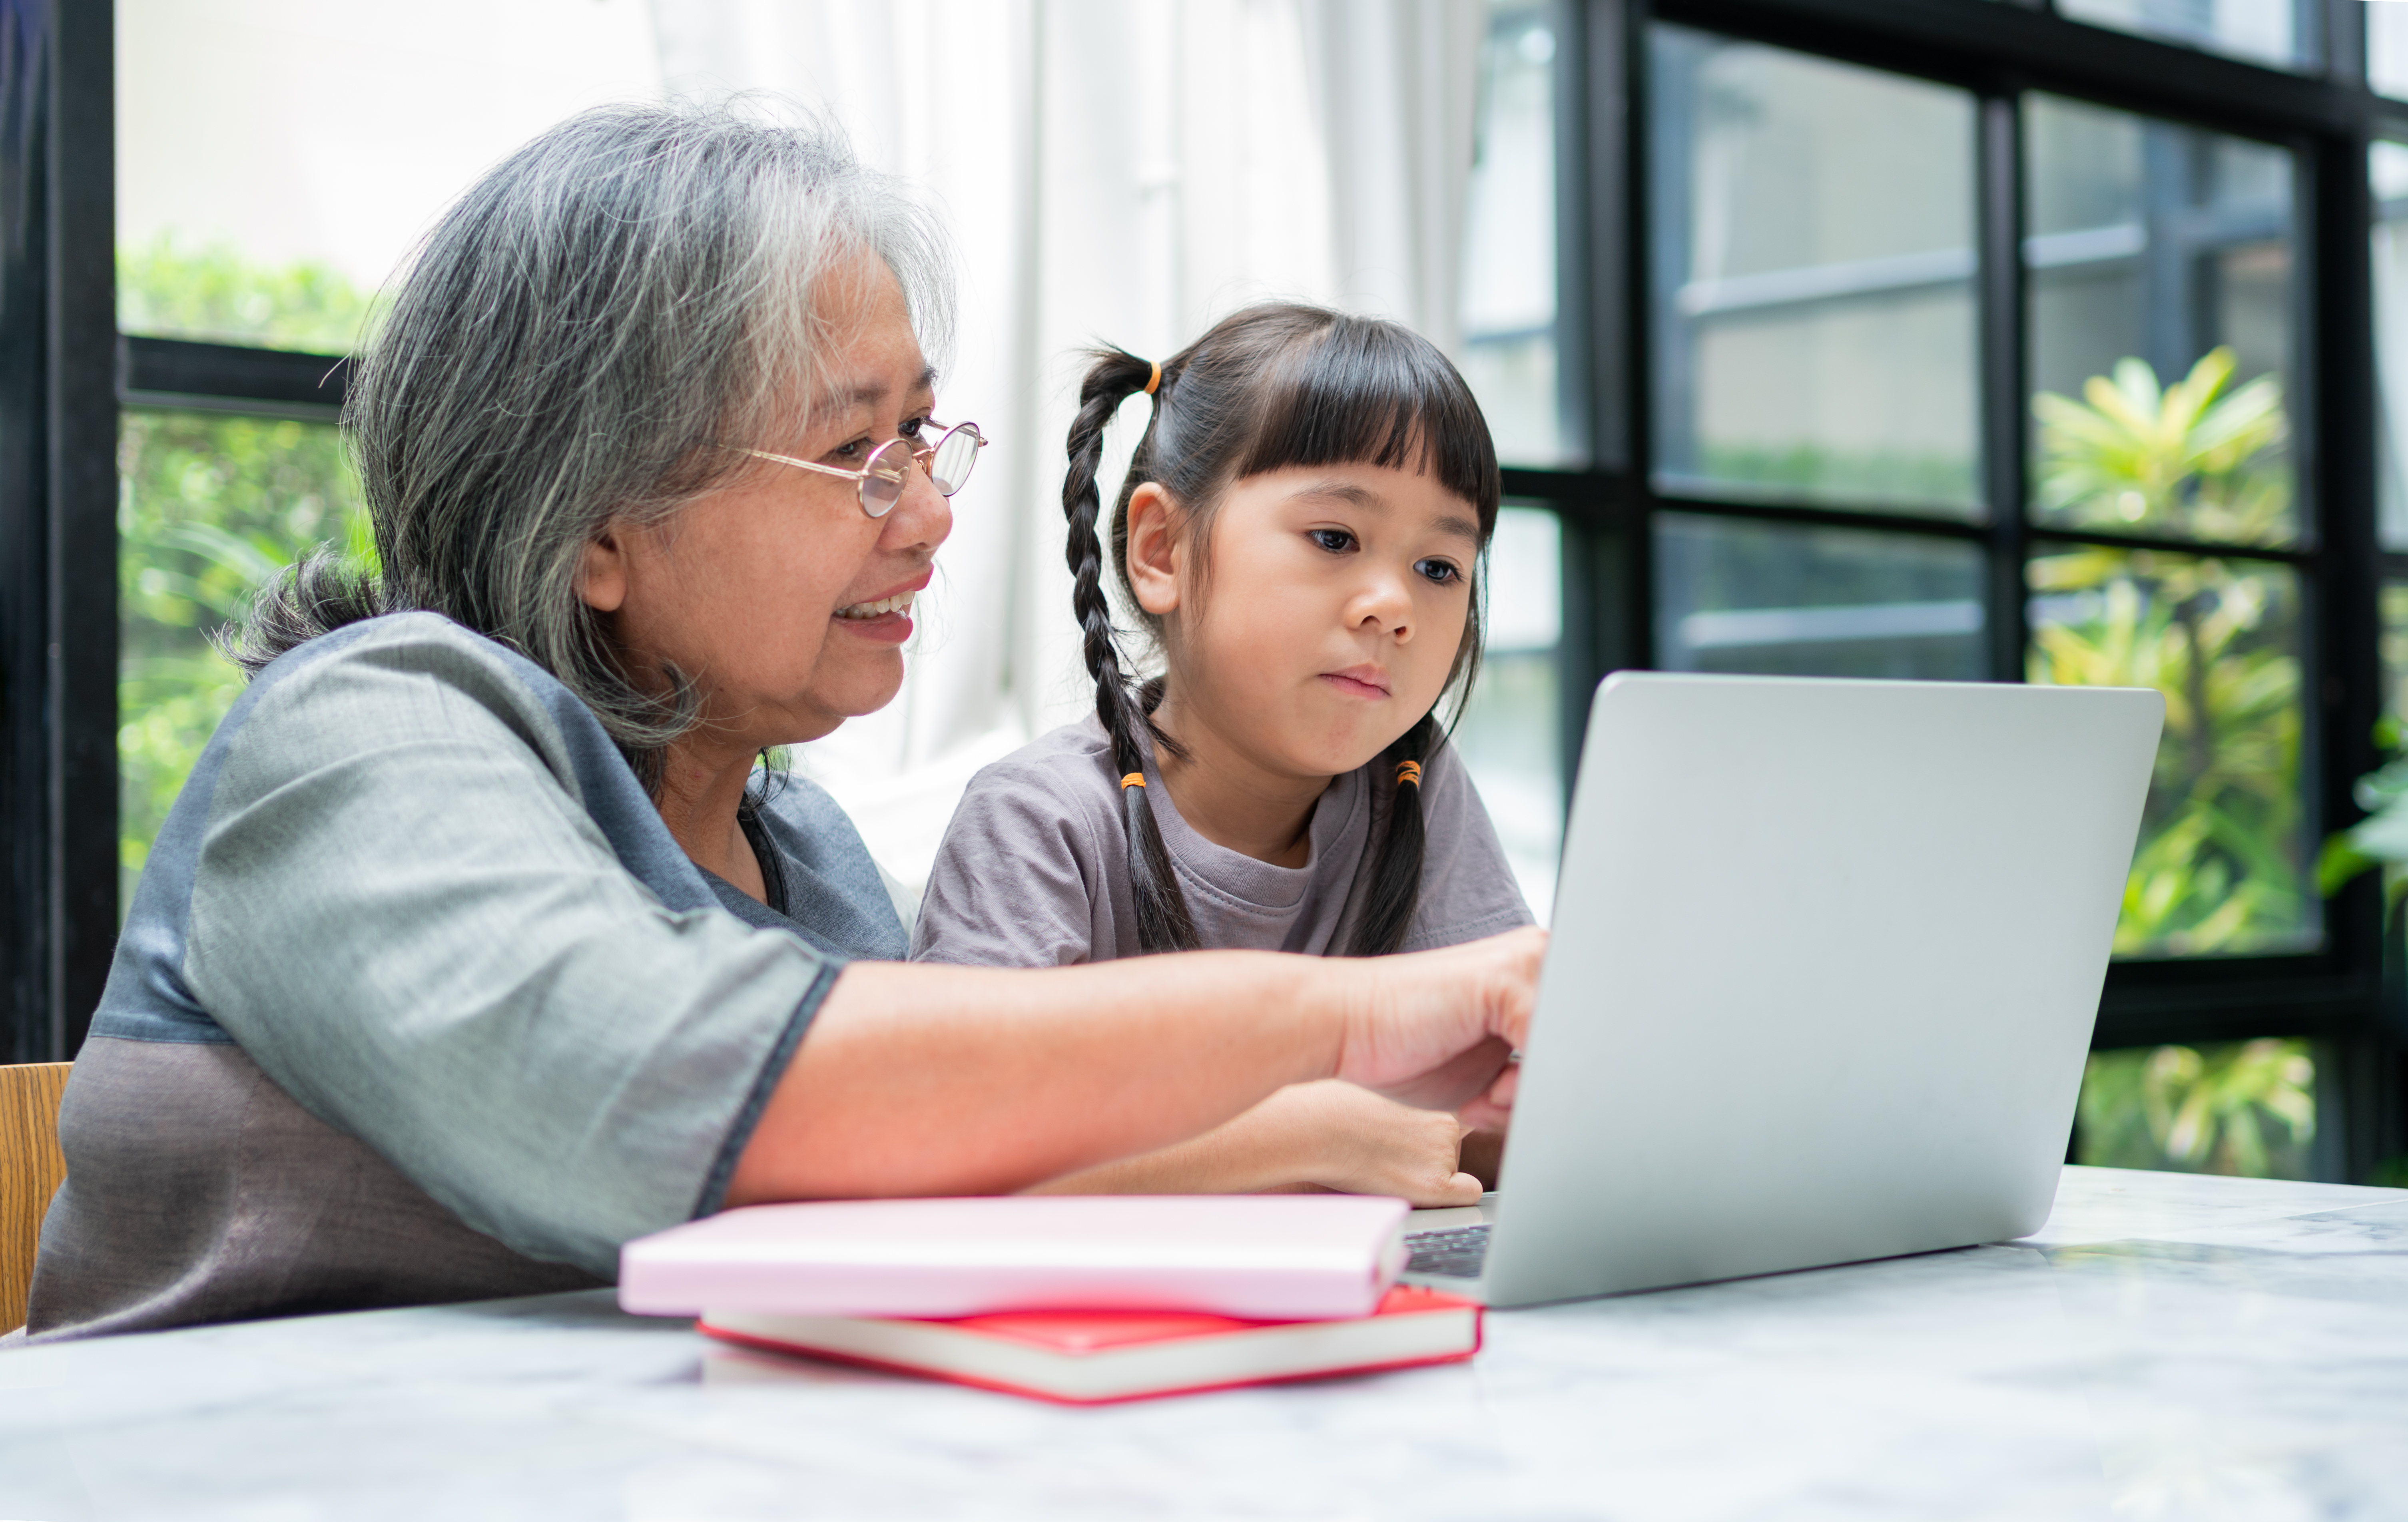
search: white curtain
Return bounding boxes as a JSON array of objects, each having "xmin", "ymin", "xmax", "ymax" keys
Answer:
[{"xmin": 650, "ymin": 0, "xmax": 1482, "ymax": 889}]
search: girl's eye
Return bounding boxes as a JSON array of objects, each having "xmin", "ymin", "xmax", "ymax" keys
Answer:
[
  {"xmin": 1308, "ymin": 528, "xmax": 1356, "ymax": 554},
  {"xmin": 1415, "ymin": 558, "xmax": 1464, "ymax": 586}
]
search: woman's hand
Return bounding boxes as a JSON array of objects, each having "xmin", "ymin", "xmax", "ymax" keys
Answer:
[{"xmin": 1332, "ymin": 926, "xmax": 1545, "ymax": 1124}]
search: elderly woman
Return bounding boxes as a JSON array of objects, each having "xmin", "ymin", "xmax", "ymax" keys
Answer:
[{"xmin": 23, "ymin": 106, "xmax": 1538, "ymax": 1341}]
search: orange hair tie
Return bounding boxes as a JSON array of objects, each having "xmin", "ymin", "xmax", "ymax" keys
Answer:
[
  {"xmin": 1395, "ymin": 760, "xmax": 1423, "ymax": 787},
  {"xmin": 1142, "ymin": 360, "xmax": 1161, "ymax": 396},
  {"xmin": 1120, "ymin": 772, "xmax": 1147, "ymax": 790}
]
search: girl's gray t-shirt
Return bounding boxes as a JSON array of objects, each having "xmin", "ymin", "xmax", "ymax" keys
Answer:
[{"xmin": 910, "ymin": 715, "xmax": 1533, "ymax": 966}]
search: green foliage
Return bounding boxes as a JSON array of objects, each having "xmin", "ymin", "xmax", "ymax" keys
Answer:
[
  {"xmin": 2318, "ymin": 713, "xmax": 2408, "ymax": 904},
  {"xmin": 2327, "ymin": 591, "xmax": 2408, "ymax": 905},
  {"xmin": 116, "ymin": 240, "xmax": 382, "ymax": 903},
  {"xmin": 118, "ymin": 411, "xmax": 369, "ymax": 904},
  {"xmin": 2028, "ymin": 553, "xmax": 2306, "ymax": 957},
  {"xmin": 2032, "ymin": 346, "xmax": 2293, "ymax": 546},
  {"xmin": 2038, "ymin": 350, "xmax": 2318, "ymax": 1181},
  {"xmin": 2077, "ymin": 1039, "xmax": 2315, "ymax": 1178},
  {"xmin": 117, "ymin": 232, "xmax": 374, "ymax": 354},
  {"xmin": 2028, "ymin": 351, "xmax": 2306, "ymax": 958}
]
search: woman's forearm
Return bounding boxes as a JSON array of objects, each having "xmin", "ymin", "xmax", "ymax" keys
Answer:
[
  {"xmin": 723, "ymin": 952, "xmax": 1352, "ymax": 1203},
  {"xmin": 722, "ymin": 927, "xmax": 1543, "ymax": 1206}
]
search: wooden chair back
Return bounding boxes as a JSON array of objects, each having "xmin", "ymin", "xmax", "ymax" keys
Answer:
[{"xmin": 0, "ymin": 1063, "xmax": 70, "ymax": 1333}]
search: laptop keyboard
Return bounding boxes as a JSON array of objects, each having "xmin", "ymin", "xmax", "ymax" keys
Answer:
[{"xmin": 1403, "ymin": 1223, "xmax": 1491, "ymax": 1279}]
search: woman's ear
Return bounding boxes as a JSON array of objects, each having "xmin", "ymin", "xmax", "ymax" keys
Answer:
[
  {"xmin": 578, "ymin": 528, "xmax": 630, "ymax": 613},
  {"xmin": 1125, "ymin": 482, "xmax": 1183, "ymax": 617}
]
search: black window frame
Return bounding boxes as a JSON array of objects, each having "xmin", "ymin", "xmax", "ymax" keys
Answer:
[
  {"xmin": 6, "ymin": 0, "xmax": 2403, "ymax": 1171},
  {"xmin": 1, "ymin": 0, "xmax": 349, "ymax": 1062},
  {"xmin": 2, "ymin": 0, "xmax": 116, "ymax": 1064},
  {"xmin": 1503, "ymin": 0, "xmax": 2405, "ymax": 1174}
]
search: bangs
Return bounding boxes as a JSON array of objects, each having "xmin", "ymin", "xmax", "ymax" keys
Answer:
[{"xmin": 1228, "ymin": 319, "xmax": 1500, "ymax": 520}]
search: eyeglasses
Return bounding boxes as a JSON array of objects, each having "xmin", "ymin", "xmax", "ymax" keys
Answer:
[{"xmin": 736, "ymin": 420, "xmax": 987, "ymax": 519}]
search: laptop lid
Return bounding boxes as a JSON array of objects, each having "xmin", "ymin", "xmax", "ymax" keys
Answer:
[{"xmin": 1479, "ymin": 673, "xmax": 2163, "ymax": 1307}]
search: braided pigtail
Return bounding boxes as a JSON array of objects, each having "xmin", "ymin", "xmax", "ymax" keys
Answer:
[
  {"xmin": 1350, "ymin": 710, "xmax": 1442, "ymax": 956},
  {"xmin": 1063, "ymin": 350, "xmax": 1199, "ymax": 952}
]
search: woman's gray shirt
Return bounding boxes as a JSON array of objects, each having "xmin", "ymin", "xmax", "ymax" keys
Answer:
[
  {"xmin": 911, "ymin": 716, "xmax": 1533, "ymax": 966},
  {"xmin": 24, "ymin": 612, "xmax": 905, "ymax": 1342}
]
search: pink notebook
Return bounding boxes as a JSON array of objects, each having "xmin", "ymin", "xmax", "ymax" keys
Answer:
[{"xmin": 619, "ymin": 1195, "xmax": 1411, "ymax": 1321}]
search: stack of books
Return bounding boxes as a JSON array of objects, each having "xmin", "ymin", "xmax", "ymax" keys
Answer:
[{"xmin": 620, "ymin": 1195, "xmax": 1482, "ymax": 1404}]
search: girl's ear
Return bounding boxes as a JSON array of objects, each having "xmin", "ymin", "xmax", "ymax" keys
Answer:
[
  {"xmin": 578, "ymin": 527, "xmax": 630, "ymax": 613},
  {"xmin": 1125, "ymin": 482, "xmax": 1184, "ymax": 617}
]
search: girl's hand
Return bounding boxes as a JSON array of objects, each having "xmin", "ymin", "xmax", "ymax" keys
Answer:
[
  {"xmin": 1456, "ymin": 1125, "xmax": 1507, "ymax": 1191},
  {"xmin": 1021, "ymin": 1079, "xmax": 1479, "ymax": 1203},
  {"xmin": 1330, "ymin": 926, "xmax": 1545, "ymax": 1121},
  {"xmin": 1265, "ymin": 1080, "xmax": 1481, "ymax": 1207}
]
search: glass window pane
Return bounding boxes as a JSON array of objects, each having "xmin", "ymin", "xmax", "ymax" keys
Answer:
[
  {"xmin": 120, "ymin": 412, "xmax": 369, "ymax": 909},
  {"xmin": 2374, "ymin": 4, "xmax": 2408, "ymax": 99},
  {"xmin": 1653, "ymin": 514, "xmax": 1986, "ymax": 679},
  {"xmin": 1455, "ymin": 506, "xmax": 1564, "ymax": 922},
  {"xmin": 2027, "ymin": 544, "xmax": 2313, "ymax": 958},
  {"xmin": 1649, "ymin": 27, "xmax": 1980, "ymax": 517},
  {"xmin": 2075, "ymin": 1039, "xmax": 2317, "ymax": 1177},
  {"xmin": 2055, "ymin": 0, "xmax": 2301, "ymax": 70},
  {"xmin": 1461, "ymin": 2, "xmax": 1570, "ymax": 468},
  {"xmin": 119, "ymin": 0, "xmax": 663, "ymax": 349},
  {"xmin": 2025, "ymin": 96, "xmax": 2297, "ymax": 548},
  {"xmin": 2374, "ymin": 142, "xmax": 2408, "ymax": 551}
]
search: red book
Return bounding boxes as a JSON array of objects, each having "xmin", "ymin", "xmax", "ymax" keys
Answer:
[{"xmin": 699, "ymin": 1285, "xmax": 1483, "ymax": 1405}]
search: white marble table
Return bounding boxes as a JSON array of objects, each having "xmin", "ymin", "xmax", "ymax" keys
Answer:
[{"xmin": 2, "ymin": 1166, "xmax": 2403, "ymax": 1520}]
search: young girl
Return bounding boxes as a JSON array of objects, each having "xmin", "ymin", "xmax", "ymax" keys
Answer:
[{"xmin": 910, "ymin": 303, "xmax": 1533, "ymax": 1204}]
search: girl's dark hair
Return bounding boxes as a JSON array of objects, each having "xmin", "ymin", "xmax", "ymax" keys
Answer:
[{"xmin": 1060, "ymin": 303, "xmax": 1501, "ymax": 957}]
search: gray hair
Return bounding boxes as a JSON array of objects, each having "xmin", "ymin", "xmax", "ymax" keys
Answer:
[{"xmin": 231, "ymin": 100, "xmax": 955, "ymax": 779}]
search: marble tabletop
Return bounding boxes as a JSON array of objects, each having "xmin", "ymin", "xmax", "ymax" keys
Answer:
[{"xmin": 1, "ymin": 1165, "xmax": 2403, "ymax": 1521}]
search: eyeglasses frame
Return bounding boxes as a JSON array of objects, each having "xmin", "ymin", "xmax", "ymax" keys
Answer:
[{"xmin": 735, "ymin": 420, "xmax": 987, "ymax": 519}]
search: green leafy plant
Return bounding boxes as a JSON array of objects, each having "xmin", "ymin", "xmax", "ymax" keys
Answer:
[
  {"xmin": 2076, "ymin": 1038, "xmax": 2315, "ymax": 1178},
  {"xmin": 2316, "ymin": 713, "xmax": 2408, "ymax": 900},
  {"xmin": 117, "ymin": 241, "xmax": 379, "ymax": 906},
  {"xmin": 2032, "ymin": 345, "xmax": 2292, "ymax": 545},
  {"xmin": 2028, "ymin": 352, "xmax": 2307, "ymax": 958},
  {"xmin": 118, "ymin": 410, "xmax": 371, "ymax": 901},
  {"xmin": 2034, "ymin": 349, "xmax": 2321, "ymax": 1182}
]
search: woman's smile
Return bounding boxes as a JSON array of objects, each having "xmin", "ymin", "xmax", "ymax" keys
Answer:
[{"xmin": 834, "ymin": 581, "xmax": 922, "ymax": 643}]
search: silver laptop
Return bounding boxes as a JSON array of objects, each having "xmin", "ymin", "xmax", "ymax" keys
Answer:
[{"xmin": 1403, "ymin": 671, "xmax": 2163, "ymax": 1307}]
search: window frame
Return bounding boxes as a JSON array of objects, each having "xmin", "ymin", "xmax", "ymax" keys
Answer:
[
  {"xmin": 1494, "ymin": 0, "xmax": 2401, "ymax": 1170},
  {"xmin": 2, "ymin": 0, "xmax": 117, "ymax": 1063}
]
